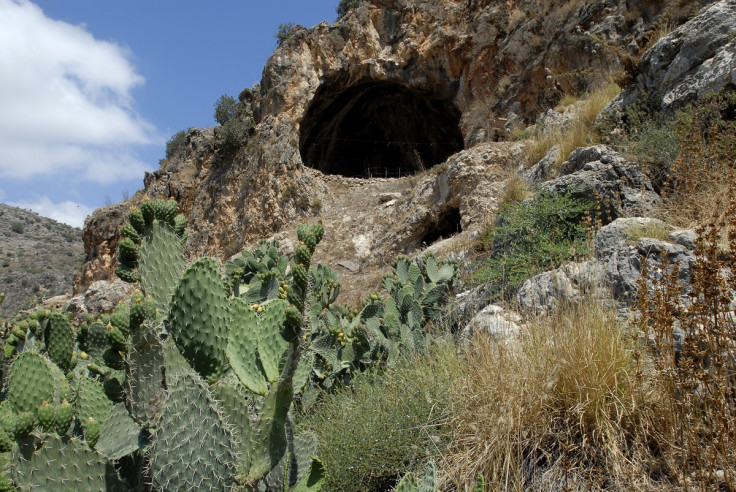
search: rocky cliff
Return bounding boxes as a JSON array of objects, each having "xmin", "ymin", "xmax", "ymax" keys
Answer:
[{"xmin": 77, "ymin": 0, "xmax": 698, "ymax": 294}]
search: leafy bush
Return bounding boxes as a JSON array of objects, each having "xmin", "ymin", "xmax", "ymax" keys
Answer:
[
  {"xmin": 336, "ymin": 0, "xmax": 364, "ymax": 18},
  {"xmin": 10, "ymin": 222, "xmax": 23, "ymax": 234},
  {"xmin": 467, "ymin": 192, "xmax": 593, "ymax": 292},
  {"xmin": 215, "ymin": 117, "xmax": 254, "ymax": 155},
  {"xmin": 299, "ymin": 338, "xmax": 462, "ymax": 492},
  {"xmin": 213, "ymin": 94, "xmax": 240, "ymax": 125},
  {"xmin": 275, "ymin": 22, "xmax": 296, "ymax": 46},
  {"xmin": 164, "ymin": 129, "xmax": 189, "ymax": 160}
]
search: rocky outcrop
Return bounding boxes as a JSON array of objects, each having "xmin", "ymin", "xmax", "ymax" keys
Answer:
[
  {"xmin": 65, "ymin": 280, "xmax": 136, "ymax": 325},
  {"xmin": 603, "ymin": 0, "xmax": 736, "ymax": 119},
  {"xmin": 77, "ymin": 0, "xmax": 671, "ymax": 292},
  {"xmin": 541, "ymin": 145, "xmax": 659, "ymax": 223},
  {"xmin": 515, "ymin": 217, "xmax": 697, "ymax": 316}
]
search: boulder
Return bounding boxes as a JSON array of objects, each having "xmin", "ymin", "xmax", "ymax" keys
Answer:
[
  {"xmin": 602, "ymin": 0, "xmax": 736, "ymax": 119},
  {"xmin": 516, "ymin": 261, "xmax": 605, "ymax": 315},
  {"xmin": 460, "ymin": 304, "xmax": 521, "ymax": 345},
  {"xmin": 65, "ymin": 280, "xmax": 136, "ymax": 324},
  {"xmin": 541, "ymin": 145, "xmax": 659, "ymax": 223},
  {"xmin": 514, "ymin": 218, "xmax": 697, "ymax": 317}
]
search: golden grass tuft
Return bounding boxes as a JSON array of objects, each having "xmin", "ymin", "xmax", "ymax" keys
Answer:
[
  {"xmin": 444, "ymin": 298, "xmax": 664, "ymax": 491},
  {"xmin": 524, "ymin": 82, "xmax": 621, "ymax": 170}
]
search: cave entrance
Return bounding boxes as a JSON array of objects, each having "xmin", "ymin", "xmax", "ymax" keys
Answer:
[
  {"xmin": 421, "ymin": 207, "xmax": 462, "ymax": 246},
  {"xmin": 299, "ymin": 81, "xmax": 464, "ymax": 178}
]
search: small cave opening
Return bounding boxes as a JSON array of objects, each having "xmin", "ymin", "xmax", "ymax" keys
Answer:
[
  {"xmin": 299, "ymin": 81, "xmax": 464, "ymax": 178},
  {"xmin": 421, "ymin": 207, "xmax": 462, "ymax": 247}
]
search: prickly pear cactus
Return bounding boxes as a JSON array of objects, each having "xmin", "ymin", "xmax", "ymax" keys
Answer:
[
  {"xmin": 148, "ymin": 370, "xmax": 237, "ymax": 491},
  {"xmin": 7, "ymin": 435, "xmax": 126, "ymax": 491},
  {"xmin": 6, "ymin": 352, "xmax": 70, "ymax": 416},
  {"xmin": 168, "ymin": 257, "xmax": 230, "ymax": 382}
]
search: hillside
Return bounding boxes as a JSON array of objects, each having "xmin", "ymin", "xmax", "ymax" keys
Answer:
[
  {"xmin": 2, "ymin": 0, "xmax": 736, "ymax": 490},
  {"xmin": 0, "ymin": 204, "xmax": 84, "ymax": 319}
]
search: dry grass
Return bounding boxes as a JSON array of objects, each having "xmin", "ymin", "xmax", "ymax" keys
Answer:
[
  {"xmin": 626, "ymin": 221, "xmax": 673, "ymax": 245},
  {"xmin": 499, "ymin": 173, "xmax": 532, "ymax": 207},
  {"xmin": 524, "ymin": 82, "xmax": 621, "ymax": 170},
  {"xmin": 444, "ymin": 298, "xmax": 665, "ymax": 491}
]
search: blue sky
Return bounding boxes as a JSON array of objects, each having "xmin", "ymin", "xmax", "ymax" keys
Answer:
[{"xmin": 0, "ymin": 0, "xmax": 340, "ymax": 227}]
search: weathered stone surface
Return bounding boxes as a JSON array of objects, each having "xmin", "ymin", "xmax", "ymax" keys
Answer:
[
  {"xmin": 514, "ymin": 218, "xmax": 697, "ymax": 317},
  {"xmin": 77, "ymin": 0, "xmax": 669, "ymax": 293},
  {"xmin": 516, "ymin": 261, "xmax": 606, "ymax": 315},
  {"xmin": 541, "ymin": 145, "xmax": 659, "ymax": 222},
  {"xmin": 460, "ymin": 304, "xmax": 521, "ymax": 345},
  {"xmin": 595, "ymin": 217, "xmax": 672, "ymax": 260},
  {"xmin": 523, "ymin": 145, "xmax": 560, "ymax": 184},
  {"xmin": 602, "ymin": 0, "xmax": 736, "ymax": 119},
  {"xmin": 65, "ymin": 280, "xmax": 136, "ymax": 324}
]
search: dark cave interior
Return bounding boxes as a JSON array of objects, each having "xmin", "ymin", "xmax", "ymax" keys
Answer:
[{"xmin": 299, "ymin": 81, "xmax": 464, "ymax": 178}]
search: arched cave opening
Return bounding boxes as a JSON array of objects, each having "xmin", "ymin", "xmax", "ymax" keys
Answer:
[
  {"xmin": 421, "ymin": 207, "xmax": 462, "ymax": 246},
  {"xmin": 299, "ymin": 81, "xmax": 464, "ymax": 178}
]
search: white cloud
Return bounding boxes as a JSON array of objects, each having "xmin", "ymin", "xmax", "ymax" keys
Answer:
[
  {"xmin": 7, "ymin": 196, "xmax": 93, "ymax": 229},
  {"xmin": 0, "ymin": 0, "xmax": 158, "ymax": 182}
]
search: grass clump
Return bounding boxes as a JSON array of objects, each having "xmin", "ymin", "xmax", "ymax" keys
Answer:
[
  {"xmin": 625, "ymin": 220, "xmax": 673, "ymax": 245},
  {"xmin": 298, "ymin": 338, "xmax": 462, "ymax": 492},
  {"xmin": 524, "ymin": 82, "xmax": 621, "ymax": 169},
  {"xmin": 445, "ymin": 299, "xmax": 664, "ymax": 491},
  {"xmin": 467, "ymin": 192, "xmax": 593, "ymax": 292}
]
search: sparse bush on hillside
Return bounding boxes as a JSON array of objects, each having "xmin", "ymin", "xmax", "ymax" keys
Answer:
[
  {"xmin": 632, "ymin": 189, "xmax": 736, "ymax": 490},
  {"xmin": 164, "ymin": 129, "xmax": 189, "ymax": 160},
  {"xmin": 299, "ymin": 338, "xmax": 462, "ymax": 492},
  {"xmin": 661, "ymin": 90, "xmax": 736, "ymax": 226},
  {"xmin": 213, "ymin": 94, "xmax": 240, "ymax": 125},
  {"xmin": 336, "ymin": 0, "xmax": 364, "ymax": 19},
  {"xmin": 275, "ymin": 22, "xmax": 296, "ymax": 46},
  {"xmin": 467, "ymin": 192, "xmax": 594, "ymax": 293},
  {"xmin": 10, "ymin": 222, "xmax": 23, "ymax": 234}
]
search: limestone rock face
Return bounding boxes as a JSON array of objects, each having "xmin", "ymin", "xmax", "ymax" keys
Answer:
[
  {"xmin": 77, "ymin": 0, "xmax": 671, "ymax": 292},
  {"xmin": 604, "ymin": 0, "xmax": 736, "ymax": 118},
  {"xmin": 541, "ymin": 145, "xmax": 659, "ymax": 223}
]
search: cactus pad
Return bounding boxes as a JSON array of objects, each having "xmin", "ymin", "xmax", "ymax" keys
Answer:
[
  {"xmin": 95, "ymin": 403, "xmax": 141, "ymax": 460},
  {"xmin": 7, "ymin": 352, "xmax": 69, "ymax": 415},
  {"xmin": 8, "ymin": 435, "xmax": 125, "ymax": 491},
  {"xmin": 76, "ymin": 376, "xmax": 113, "ymax": 433},
  {"xmin": 45, "ymin": 313, "xmax": 75, "ymax": 371},
  {"xmin": 125, "ymin": 328, "xmax": 165, "ymax": 427},
  {"xmin": 226, "ymin": 298, "xmax": 268, "ymax": 395},
  {"xmin": 138, "ymin": 221, "xmax": 186, "ymax": 314},
  {"xmin": 148, "ymin": 371, "xmax": 236, "ymax": 491},
  {"xmin": 168, "ymin": 257, "xmax": 230, "ymax": 382}
]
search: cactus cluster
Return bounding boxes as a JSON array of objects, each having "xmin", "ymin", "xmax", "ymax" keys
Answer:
[
  {"xmin": 0, "ymin": 200, "xmax": 326, "ymax": 491},
  {"xmin": 0, "ymin": 197, "xmax": 457, "ymax": 490}
]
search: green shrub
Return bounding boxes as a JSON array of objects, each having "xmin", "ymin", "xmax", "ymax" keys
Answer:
[
  {"xmin": 336, "ymin": 0, "xmax": 364, "ymax": 18},
  {"xmin": 275, "ymin": 22, "xmax": 296, "ymax": 46},
  {"xmin": 299, "ymin": 338, "xmax": 462, "ymax": 492},
  {"xmin": 165, "ymin": 129, "xmax": 189, "ymax": 160},
  {"xmin": 215, "ymin": 117, "xmax": 254, "ymax": 155},
  {"xmin": 213, "ymin": 94, "xmax": 240, "ymax": 125},
  {"xmin": 468, "ymin": 192, "xmax": 593, "ymax": 292},
  {"xmin": 10, "ymin": 222, "xmax": 23, "ymax": 234}
]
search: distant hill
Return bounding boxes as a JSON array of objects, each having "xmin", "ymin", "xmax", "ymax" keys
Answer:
[{"xmin": 0, "ymin": 204, "xmax": 84, "ymax": 319}]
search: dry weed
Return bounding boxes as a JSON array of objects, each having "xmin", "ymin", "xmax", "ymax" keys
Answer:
[{"xmin": 635, "ymin": 185, "xmax": 736, "ymax": 490}]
